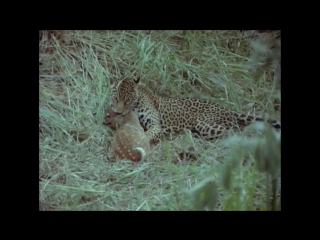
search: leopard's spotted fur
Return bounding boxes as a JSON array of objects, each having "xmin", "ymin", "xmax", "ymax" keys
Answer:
[{"xmin": 109, "ymin": 78, "xmax": 281, "ymax": 142}]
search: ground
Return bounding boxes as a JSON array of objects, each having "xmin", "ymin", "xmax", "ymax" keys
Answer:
[{"xmin": 39, "ymin": 30, "xmax": 281, "ymax": 211}]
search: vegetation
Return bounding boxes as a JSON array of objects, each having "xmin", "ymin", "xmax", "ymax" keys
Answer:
[{"xmin": 39, "ymin": 30, "xmax": 281, "ymax": 210}]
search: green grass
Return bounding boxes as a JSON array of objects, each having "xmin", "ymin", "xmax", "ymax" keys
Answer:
[{"xmin": 39, "ymin": 30, "xmax": 281, "ymax": 211}]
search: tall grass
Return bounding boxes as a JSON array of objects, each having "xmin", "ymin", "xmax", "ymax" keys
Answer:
[{"xmin": 39, "ymin": 30, "xmax": 280, "ymax": 210}]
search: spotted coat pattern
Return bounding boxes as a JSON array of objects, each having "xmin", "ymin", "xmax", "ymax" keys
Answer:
[
  {"xmin": 111, "ymin": 110, "xmax": 150, "ymax": 162},
  {"xmin": 109, "ymin": 78, "xmax": 281, "ymax": 142}
]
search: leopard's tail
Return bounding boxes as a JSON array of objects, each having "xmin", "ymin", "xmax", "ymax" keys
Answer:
[{"xmin": 236, "ymin": 113, "xmax": 281, "ymax": 131}]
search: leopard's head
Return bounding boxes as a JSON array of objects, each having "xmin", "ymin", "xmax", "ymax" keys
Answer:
[{"xmin": 110, "ymin": 78, "xmax": 140, "ymax": 115}]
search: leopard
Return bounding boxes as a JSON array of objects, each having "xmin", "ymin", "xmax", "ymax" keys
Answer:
[{"xmin": 108, "ymin": 77, "xmax": 281, "ymax": 142}]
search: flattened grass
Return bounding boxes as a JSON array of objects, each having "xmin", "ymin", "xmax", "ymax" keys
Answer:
[{"xmin": 39, "ymin": 30, "xmax": 280, "ymax": 211}]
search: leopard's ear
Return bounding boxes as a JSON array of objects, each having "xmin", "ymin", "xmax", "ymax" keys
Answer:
[
  {"xmin": 133, "ymin": 78, "xmax": 140, "ymax": 95},
  {"xmin": 110, "ymin": 78, "xmax": 120, "ymax": 85},
  {"xmin": 133, "ymin": 77, "xmax": 140, "ymax": 84}
]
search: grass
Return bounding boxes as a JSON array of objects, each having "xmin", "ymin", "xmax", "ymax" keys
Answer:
[{"xmin": 39, "ymin": 30, "xmax": 281, "ymax": 211}]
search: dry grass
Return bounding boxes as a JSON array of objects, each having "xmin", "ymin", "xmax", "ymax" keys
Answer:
[{"xmin": 39, "ymin": 30, "xmax": 281, "ymax": 211}]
